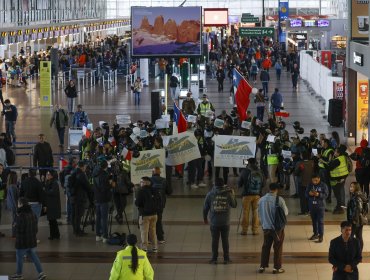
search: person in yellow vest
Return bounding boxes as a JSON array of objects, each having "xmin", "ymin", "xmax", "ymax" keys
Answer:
[
  {"xmin": 109, "ymin": 234, "xmax": 154, "ymax": 280},
  {"xmin": 324, "ymin": 145, "xmax": 349, "ymax": 214},
  {"xmin": 197, "ymin": 94, "xmax": 215, "ymax": 129},
  {"xmin": 317, "ymin": 138, "xmax": 334, "ymax": 203},
  {"xmin": 265, "ymin": 130, "xmax": 280, "ymax": 184}
]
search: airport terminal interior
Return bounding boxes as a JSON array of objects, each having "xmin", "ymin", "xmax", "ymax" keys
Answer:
[{"xmin": 0, "ymin": 0, "xmax": 369, "ymax": 280}]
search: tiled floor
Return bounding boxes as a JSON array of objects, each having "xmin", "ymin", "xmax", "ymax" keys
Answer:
[{"xmin": 0, "ymin": 67, "xmax": 366, "ymax": 280}]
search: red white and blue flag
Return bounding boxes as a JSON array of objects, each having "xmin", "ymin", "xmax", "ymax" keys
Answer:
[
  {"xmin": 233, "ymin": 68, "xmax": 252, "ymax": 121},
  {"xmin": 173, "ymin": 102, "xmax": 187, "ymax": 133}
]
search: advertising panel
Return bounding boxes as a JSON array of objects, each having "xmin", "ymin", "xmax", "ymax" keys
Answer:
[
  {"xmin": 214, "ymin": 135, "xmax": 256, "ymax": 168},
  {"xmin": 131, "ymin": 7, "xmax": 202, "ymax": 57},
  {"xmin": 204, "ymin": 8, "xmax": 228, "ymax": 26},
  {"xmin": 40, "ymin": 61, "xmax": 52, "ymax": 107},
  {"xmin": 357, "ymin": 79, "xmax": 369, "ymax": 141},
  {"xmin": 320, "ymin": 50, "xmax": 332, "ymax": 69},
  {"xmin": 351, "ymin": 0, "xmax": 369, "ymax": 38}
]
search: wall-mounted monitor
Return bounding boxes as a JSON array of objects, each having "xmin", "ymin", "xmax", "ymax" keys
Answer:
[
  {"xmin": 317, "ymin": 19, "xmax": 330, "ymax": 27},
  {"xmin": 304, "ymin": 20, "xmax": 316, "ymax": 27},
  {"xmin": 290, "ymin": 19, "xmax": 302, "ymax": 27},
  {"xmin": 204, "ymin": 8, "xmax": 228, "ymax": 26},
  {"xmin": 131, "ymin": 6, "xmax": 202, "ymax": 57}
]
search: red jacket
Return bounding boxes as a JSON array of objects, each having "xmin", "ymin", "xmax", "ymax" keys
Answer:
[{"xmin": 354, "ymin": 139, "xmax": 369, "ymax": 169}]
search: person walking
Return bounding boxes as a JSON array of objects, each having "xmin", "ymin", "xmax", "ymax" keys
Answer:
[
  {"xmin": 93, "ymin": 160, "xmax": 115, "ymax": 243},
  {"xmin": 203, "ymin": 178, "xmax": 237, "ymax": 264},
  {"xmin": 258, "ymin": 183, "xmax": 288, "ymax": 274},
  {"xmin": 238, "ymin": 158, "xmax": 265, "ymax": 235},
  {"xmin": 275, "ymin": 58, "xmax": 282, "ymax": 81},
  {"xmin": 109, "ymin": 234, "xmax": 154, "ymax": 280},
  {"xmin": 9, "ymin": 197, "xmax": 46, "ymax": 280},
  {"xmin": 305, "ymin": 174, "xmax": 328, "ymax": 243},
  {"xmin": 151, "ymin": 167, "xmax": 172, "ymax": 244},
  {"xmin": 291, "ymin": 63, "xmax": 300, "ymax": 90},
  {"xmin": 43, "ymin": 170, "xmax": 61, "ymax": 240},
  {"xmin": 169, "ymin": 74, "xmax": 179, "ymax": 100},
  {"xmin": 33, "ymin": 134, "xmax": 53, "ymax": 178},
  {"xmin": 50, "ymin": 105, "xmax": 69, "ymax": 149},
  {"xmin": 254, "ymin": 89, "xmax": 266, "ymax": 122},
  {"xmin": 346, "ymin": 182, "xmax": 368, "ymax": 251},
  {"xmin": 64, "ymin": 80, "xmax": 77, "ymax": 114},
  {"xmin": 329, "ymin": 221, "xmax": 362, "ymax": 280},
  {"xmin": 260, "ymin": 68, "xmax": 270, "ymax": 98},
  {"xmin": 270, "ymin": 88, "xmax": 283, "ymax": 113},
  {"xmin": 135, "ymin": 176, "xmax": 158, "ymax": 252},
  {"xmin": 249, "ymin": 59, "xmax": 258, "ymax": 84},
  {"xmin": 133, "ymin": 77, "xmax": 143, "ymax": 106},
  {"xmin": 216, "ymin": 66, "xmax": 225, "ymax": 93},
  {"xmin": 72, "ymin": 104, "xmax": 90, "ymax": 128},
  {"xmin": 2, "ymin": 99, "xmax": 18, "ymax": 143}
]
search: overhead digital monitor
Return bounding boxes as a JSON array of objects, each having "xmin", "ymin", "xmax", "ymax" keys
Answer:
[
  {"xmin": 317, "ymin": 19, "xmax": 330, "ymax": 27},
  {"xmin": 290, "ymin": 19, "xmax": 302, "ymax": 27},
  {"xmin": 131, "ymin": 6, "xmax": 202, "ymax": 57},
  {"xmin": 204, "ymin": 8, "xmax": 228, "ymax": 26}
]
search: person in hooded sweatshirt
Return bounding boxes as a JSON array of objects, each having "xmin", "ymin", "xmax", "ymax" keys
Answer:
[
  {"xmin": 350, "ymin": 139, "xmax": 370, "ymax": 197},
  {"xmin": 203, "ymin": 178, "xmax": 237, "ymax": 265}
]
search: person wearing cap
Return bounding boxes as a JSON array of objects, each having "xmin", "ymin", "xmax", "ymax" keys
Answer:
[
  {"xmin": 2, "ymin": 99, "xmax": 18, "ymax": 143},
  {"xmin": 197, "ymin": 94, "xmax": 215, "ymax": 129},
  {"xmin": 72, "ymin": 104, "xmax": 90, "ymax": 128},
  {"xmin": 169, "ymin": 73, "xmax": 179, "ymax": 100},
  {"xmin": 203, "ymin": 178, "xmax": 237, "ymax": 264},
  {"xmin": 324, "ymin": 145, "xmax": 350, "ymax": 214},
  {"xmin": 109, "ymin": 234, "xmax": 154, "ymax": 280},
  {"xmin": 181, "ymin": 91, "xmax": 196, "ymax": 116},
  {"xmin": 33, "ymin": 134, "xmax": 53, "ymax": 179},
  {"xmin": 50, "ymin": 104, "xmax": 69, "ymax": 148}
]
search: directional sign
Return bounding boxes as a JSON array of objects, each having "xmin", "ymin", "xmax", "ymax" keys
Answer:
[
  {"xmin": 241, "ymin": 17, "xmax": 260, "ymax": 23},
  {"xmin": 239, "ymin": 27, "xmax": 275, "ymax": 37}
]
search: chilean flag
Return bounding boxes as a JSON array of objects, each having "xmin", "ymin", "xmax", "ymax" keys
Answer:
[
  {"xmin": 173, "ymin": 102, "xmax": 187, "ymax": 133},
  {"xmin": 233, "ymin": 68, "xmax": 252, "ymax": 121}
]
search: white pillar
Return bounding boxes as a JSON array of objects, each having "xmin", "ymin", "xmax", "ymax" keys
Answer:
[{"xmin": 139, "ymin": 58, "xmax": 149, "ymax": 86}]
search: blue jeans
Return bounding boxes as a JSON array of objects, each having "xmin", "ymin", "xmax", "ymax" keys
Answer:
[
  {"xmin": 5, "ymin": 120, "xmax": 16, "ymax": 142},
  {"xmin": 67, "ymin": 97, "xmax": 75, "ymax": 113},
  {"xmin": 276, "ymin": 69, "xmax": 281, "ymax": 80},
  {"xmin": 309, "ymin": 207, "xmax": 325, "ymax": 236},
  {"xmin": 96, "ymin": 202, "xmax": 109, "ymax": 238},
  {"xmin": 134, "ymin": 91, "xmax": 141, "ymax": 105},
  {"xmin": 57, "ymin": 127, "xmax": 65, "ymax": 145},
  {"xmin": 170, "ymin": 87, "xmax": 177, "ymax": 100},
  {"xmin": 210, "ymin": 225, "xmax": 230, "ymax": 261},
  {"xmin": 256, "ymin": 106, "xmax": 265, "ymax": 121},
  {"xmin": 16, "ymin": 247, "xmax": 43, "ymax": 275},
  {"xmin": 262, "ymin": 82, "xmax": 269, "ymax": 97},
  {"xmin": 30, "ymin": 203, "xmax": 41, "ymax": 222}
]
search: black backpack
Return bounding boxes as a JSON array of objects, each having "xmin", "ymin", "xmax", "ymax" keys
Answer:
[
  {"xmin": 274, "ymin": 195, "xmax": 287, "ymax": 231},
  {"xmin": 151, "ymin": 188, "xmax": 164, "ymax": 213},
  {"xmin": 360, "ymin": 148, "xmax": 370, "ymax": 169},
  {"xmin": 67, "ymin": 171, "xmax": 77, "ymax": 196}
]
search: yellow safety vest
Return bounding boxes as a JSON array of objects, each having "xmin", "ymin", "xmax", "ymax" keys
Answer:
[
  {"xmin": 109, "ymin": 246, "xmax": 154, "ymax": 280},
  {"xmin": 318, "ymin": 148, "xmax": 333, "ymax": 168},
  {"xmin": 267, "ymin": 154, "xmax": 279, "ymax": 165},
  {"xmin": 199, "ymin": 102, "xmax": 211, "ymax": 116},
  {"xmin": 330, "ymin": 155, "xmax": 349, "ymax": 179}
]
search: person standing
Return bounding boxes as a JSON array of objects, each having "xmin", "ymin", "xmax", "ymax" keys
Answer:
[
  {"xmin": 291, "ymin": 63, "xmax": 300, "ymax": 90},
  {"xmin": 216, "ymin": 66, "xmax": 225, "ymax": 93},
  {"xmin": 203, "ymin": 178, "xmax": 237, "ymax": 264},
  {"xmin": 270, "ymin": 88, "xmax": 283, "ymax": 113},
  {"xmin": 44, "ymin": 170, "xmax": 61, "ymax": 240},
  {"xmin": 133, "ymin": 77, "xmax": 143, "ymax": 106},
  {"xmin": 93, "ymin": 160, "xmax": 114, "ymax": 243},
  {"xmin": 346, "ymin": 182, "xmax": 368, "ymax": 251},
  {"xmin": 64, "ymin": 80, "xmax": 77, "ymax": 114},
  {"xmin": 33, "ymin": 134, "xmax": 53, "ymax": 178},
  {"xmin": 258, "ymin": 183, "xmax": 288, "ymax": 274},
  {"xmin": 6, "ymin": 171, "xmax": 18, "ymax": 238},
  {"xmin": 329, "ymin": 221, "xmax": 362, "ymax": 280},
  {"xmin": 151, "ymin": 167, "xmax": 172, "ymax": 244},
  {"xmin": 109, "ymin": 234, "xmax": 154, "ymax": 280},
  {"xmin": 2, "ymin": 99, "xmax": 18, "ymax": 143},
  {"xmin": 169, "ymin": 74, "xmax": 179, "ymax": 100},
  {"xmin": 50, "ymin": 104, "xmax": 69, "ymax": 149},
  {"xmin": 305, "ymin": 174, "xmax": 328, "ymax": 243},
  {"xmin": 350, "ymin": 139, "xmax": 370, "ymax": 197},
  {"xmin": 72, "ymin": 104, "xmax": 90, "ymax": 128},
  {"xmin": 9, "ymin": 197, "xmax": 46, "ymax": 280},
  {"xmin": 318, "ymin": 138, "xmax": 334, "ymax": 203},
  {"xmin": 254, "ymin": 89, "xmax": 265, "ymax": 122},
  {"xmin": 238, "ymin": 158, "xmax": 265, "ymax": 235},
  {"xmin": 197, "ymin": 94, "xmax": 215, "ymax": 129},
  {"xmin": 181, "ymin": 91, "xmax": 196, "ymax": 116},
  {"xmin": 260, "ymin": 68, "xmax": 270, "ymax": 98},
  {"xmin": 135, "ymin": 176, "xmax": 158, "ymax": 252}
]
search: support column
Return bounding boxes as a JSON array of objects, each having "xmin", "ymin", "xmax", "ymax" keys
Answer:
[{"xmin": 139, "ymin": 58, "xmax": 149, "ymax": 86}]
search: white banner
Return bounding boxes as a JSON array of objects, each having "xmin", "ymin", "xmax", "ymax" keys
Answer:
[
  {"xmin": 130, "ymin": 149, "xmax": 166, "ymax": 184},
  {"xmin": 214, "ymin": 135, "xmax": 256, "ymax": 168},
  {"xmin": 163, "ymin": 132, "xmax": 201, "ymax": 166}
]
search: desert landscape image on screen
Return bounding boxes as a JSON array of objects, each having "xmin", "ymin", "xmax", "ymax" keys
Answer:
[{"xmin": 131, "ymin": 7, "xmax": 201, "ymax": 56}]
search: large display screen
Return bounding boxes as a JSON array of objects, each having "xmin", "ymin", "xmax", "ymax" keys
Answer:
[
  {"xmin": 290, "ymin": 19, "xmax": 302, "ymax": 27},
  {"xmin": 317, "ymin": 19, "xmax": 330, "ymax": 27},
  {"xmin": 204, "ymin": 8, "xmax": 228, "ymax": 26},
  {"xmin": 131, "ymin": 7, "xmax": 202, "ymax": 57}
]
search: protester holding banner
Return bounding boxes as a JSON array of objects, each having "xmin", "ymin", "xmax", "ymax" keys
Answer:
[{"xmin": 188, "ymin": 129, "xmax": 207, "ymax": 189}]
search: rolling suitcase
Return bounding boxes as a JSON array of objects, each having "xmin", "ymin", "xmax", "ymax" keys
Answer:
[{"xmin": 328, "ymin": 99, "xmax": 343, "ymax": 127}]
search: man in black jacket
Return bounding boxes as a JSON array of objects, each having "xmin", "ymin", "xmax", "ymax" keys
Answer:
[
  {"xmin": 329, "ymin": 221, "xmax": 362, "ymax": 280},
  {"xmin": 135, "ymin": 176, "xmax": 158, "ymax": 252},
  {"xmin": 93, "ymin": 160, "xmax": 114, "ymax": 242},
  {"xmin": 151, "ymin": 167, "xmax": 172, "ymax": 244},
  {"xmin": 11, "ymin": 197, "xmax": 46, "ymax": 280},
  {"xmin": 20, "ymin": 169, "xmax": 45, "ymax": 223},
  {"xmin": 3, "ymin": 99, "xmax": 18, "ymax": 143},
  {"xmin": 70, "ymin": 161, "xmax": 93, "ymax": 236},
  {"xmin": 33, "ymin": 134, "xmax": 53, "ymax": 178}
]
